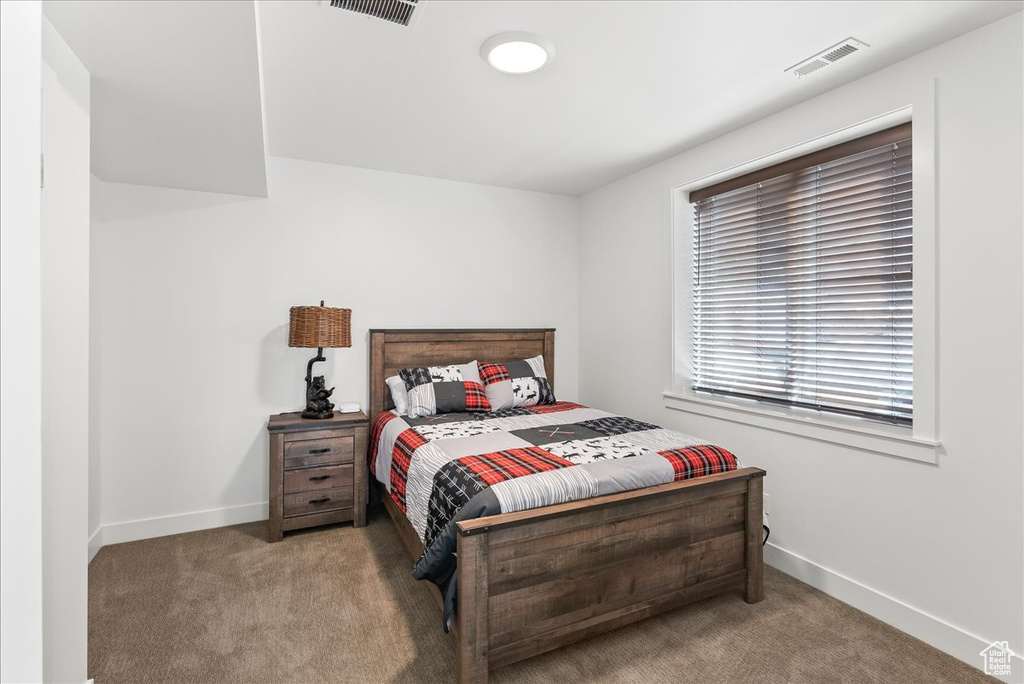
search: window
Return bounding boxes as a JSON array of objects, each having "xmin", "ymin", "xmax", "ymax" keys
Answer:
[{"xmin": 689, "ymin": 123, "xmax": 912, "ymax": 426}]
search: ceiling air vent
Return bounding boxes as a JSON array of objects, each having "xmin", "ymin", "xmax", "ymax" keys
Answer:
[
  {"xmin": 326, "ymin": 0, "xmax": 422, "ymax": 28},
  {"xmin": 786, "ymin": 37, "xmax": 868, "ymax": 78}
]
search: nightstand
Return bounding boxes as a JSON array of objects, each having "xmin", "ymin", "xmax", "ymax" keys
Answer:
[{"xmin": 267, "ymin": 410, "xmax": 369, "ymax": 542}]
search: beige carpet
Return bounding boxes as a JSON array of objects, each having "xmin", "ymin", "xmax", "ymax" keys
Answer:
[{"xmin": 89, "ymin": 509, "xmax": 994, "ymax": 684}]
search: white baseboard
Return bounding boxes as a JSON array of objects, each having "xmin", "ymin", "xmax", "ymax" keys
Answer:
[
  {"xmin": 87, "ymin": 526, "xmax": 102, "ymax": 563},
  {"xmin": 766, "ymin": 542, "xmax": 1021, "ymax": 677},
  {"xmin": 96, "ymin": 502, "xmax": 268, "ymax": 548}
]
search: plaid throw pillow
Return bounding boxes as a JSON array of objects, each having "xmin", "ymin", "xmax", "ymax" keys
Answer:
[
  {"xmin": 478, "ymin": 355, "xmax": 555, "ymax": 411},
  {"xmin": 398, "ymin": 361, "xmax": 491, "ymax": 418}
]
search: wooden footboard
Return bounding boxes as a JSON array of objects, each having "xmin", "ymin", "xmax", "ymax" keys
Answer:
[{"xmin": 453, "ymin": 467, "xmax": 765, "ymax": 684}]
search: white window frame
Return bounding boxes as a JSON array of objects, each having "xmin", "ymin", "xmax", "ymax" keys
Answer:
[{"xmin": 666, "ymin": 82, "xmax": 940, "ymax": 464}]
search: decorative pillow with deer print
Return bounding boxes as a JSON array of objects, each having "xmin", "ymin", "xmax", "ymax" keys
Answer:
[
  {"xmin": 478, "ymin": 355, "xmax": 556, "ymax": 411},
  {"xmin": 398, "ymin": 362, "xmax": 491, "ymax": 418}
]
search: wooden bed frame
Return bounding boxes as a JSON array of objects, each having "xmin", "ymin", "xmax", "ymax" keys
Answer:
[{"xmin": 368, "ymin": 329, "xmax": 765, "ymax": 684}]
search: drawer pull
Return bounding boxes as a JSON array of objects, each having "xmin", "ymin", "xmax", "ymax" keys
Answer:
[
  {"xmin": 309, "ymin": 475, "xmax": 331, "ymax": 482},
  {"xmin": 308, "ymin": 497, "xmax": 331, "ymax": 505},
  {"xmin": 308, "ymin": 447, "xmax": 331, "ymax": 455}
]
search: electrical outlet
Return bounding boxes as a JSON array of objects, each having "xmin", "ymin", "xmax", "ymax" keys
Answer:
[{"xmin": 763, "ymin": 492, "xmax": 771, "ymax": 517}]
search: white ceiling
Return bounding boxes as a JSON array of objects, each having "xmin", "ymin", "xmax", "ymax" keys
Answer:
[
  {"xmin": 44, "ymin": 1, "xmax": 1022, "ymax": 197},
  {"xmin": 44, "ymin": 1, "xmax": 268, "ymax": 197}
]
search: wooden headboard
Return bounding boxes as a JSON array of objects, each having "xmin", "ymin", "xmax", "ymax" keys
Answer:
[{"xmin": 368, "ymin": 329, "xmax": 555, "ymax": 419}]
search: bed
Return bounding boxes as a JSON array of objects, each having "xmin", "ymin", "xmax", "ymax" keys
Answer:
[{"xmin": 368, "ymin": 328, "xmax": 765, "ymax": 684}]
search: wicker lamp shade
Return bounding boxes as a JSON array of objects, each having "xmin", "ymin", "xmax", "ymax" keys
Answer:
[{"xmin": 288, "ymin": 305, "xmax": 351, "ymax": 349}]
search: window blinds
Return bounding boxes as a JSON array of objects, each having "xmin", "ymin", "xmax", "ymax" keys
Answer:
[{"xmin": 690, "ymin": 123, "xmax": 912, "ymax": 426}]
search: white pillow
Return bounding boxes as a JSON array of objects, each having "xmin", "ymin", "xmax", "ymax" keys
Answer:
[{"xmin": 385, "ymin": 375, "xmax": 410, "ymax": 416}]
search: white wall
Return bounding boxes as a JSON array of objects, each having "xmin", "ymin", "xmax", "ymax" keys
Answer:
[
  {"xmin": 579, "ymin": 12, "xmax": 1023, "ymax": 672},
  {"xmin": 90, "ymin": 175, "xmax": 103, "ymax": 561},
  {"xmin": 0, "ymin": 2, "xmax": 44, "ymax": 682},
  {"xmin": 91, "ymin": 157, "xmax": 580, "ymax": 541},
  {"xmin": 41, "ymin": 16, "xmax": 91, "ymax": 684}
]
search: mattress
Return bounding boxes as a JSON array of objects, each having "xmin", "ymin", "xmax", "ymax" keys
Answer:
[{"xmin": 369, "ymin": 401, "xmax": 741, "ymax": 629}]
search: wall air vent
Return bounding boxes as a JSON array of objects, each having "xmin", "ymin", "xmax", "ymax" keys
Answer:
[
  {"xmin": 325, "ymin": 0, "xmax": 423, "ymax": 28},
  {"xmin": 785, "ymin": 37, "xmax": 868, "ymax": 78}
]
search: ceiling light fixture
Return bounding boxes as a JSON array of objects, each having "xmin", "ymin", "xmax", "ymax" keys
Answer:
[{"xmin": 481, "ymin": 32, "xmax": 555, "ymax": 75}]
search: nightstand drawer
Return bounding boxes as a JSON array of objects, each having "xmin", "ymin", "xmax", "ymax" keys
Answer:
[
  {"xmin": 284, "ymin": 436, "xmax": 353, "ymax": 468},
  {"xmin": 283, "ymin": 486, "xmax": 353, "ymax": 518},
  {"xmin": 284, "ymin": 464, "xmax": 352, "ymax": 495}
]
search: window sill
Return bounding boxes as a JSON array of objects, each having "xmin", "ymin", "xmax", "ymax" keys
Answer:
[{"xmin": 663, "ymin": 391, "xmax": 940, "ymax": 464}]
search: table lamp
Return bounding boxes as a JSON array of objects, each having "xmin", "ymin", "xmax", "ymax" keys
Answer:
[{"xmin": 288, "ymin": 301, "xmax": 351, "ymax": 419}]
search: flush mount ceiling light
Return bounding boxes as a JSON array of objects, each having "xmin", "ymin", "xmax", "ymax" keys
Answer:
[{"xmin": 481, "ymin": 32, "xmax": 556, "ymax": 75}]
